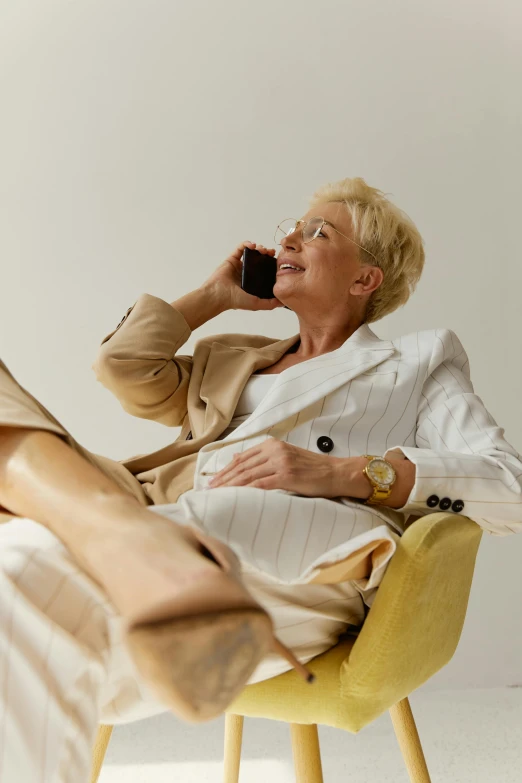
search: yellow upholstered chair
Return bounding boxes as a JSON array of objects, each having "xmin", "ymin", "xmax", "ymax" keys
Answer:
[{"xmin": 90, "ymin": 511, "xmax": 483, "ymax": 783}]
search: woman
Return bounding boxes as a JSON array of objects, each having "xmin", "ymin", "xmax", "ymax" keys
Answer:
[{"xmin": 1, "ymin": 177, "xmax": 521, "ymax": 781}]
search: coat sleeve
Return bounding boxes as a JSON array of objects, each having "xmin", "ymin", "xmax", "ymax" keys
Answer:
[
  {"xmin": 384, "ymin": 328, "xmax": 522, "ymax": 536},
  {"xmin": 92, "ymin": 293, "xmax": 193, "ymax": 427}
]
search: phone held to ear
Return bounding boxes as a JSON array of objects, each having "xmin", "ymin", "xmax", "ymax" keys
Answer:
[
  {"xmin": 241, "ymin": 247, "xmax": 276, "ymax": 298},
  {"xmin": 241, "ymin": 247, "xmax": 291, "ymax": 309}
]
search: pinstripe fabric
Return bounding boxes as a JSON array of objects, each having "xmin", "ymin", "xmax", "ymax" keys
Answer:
[
  {"xmin": 0, "ymin": 519, "xmax": 173, "ymax": 781},
  {"xmin": 187, "ymin": 325, "xmax": 522, "ymax": 537},
  {"xmin": 384, "ymin": 329, "xmax": 522, "ymax": 535},
  {"xmin": 151, "ymin": 494, "xmax": 396, "ymax": 685}
]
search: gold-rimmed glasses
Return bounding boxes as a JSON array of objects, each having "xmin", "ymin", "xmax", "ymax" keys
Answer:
[{"xmin": 274, "ymin": 217, "xmax": 378, "ymax": 262}]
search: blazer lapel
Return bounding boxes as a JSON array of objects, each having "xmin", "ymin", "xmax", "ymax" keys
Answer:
[
  {"xmin": 121, "ymin": 334, "xmax": 301, "ymax": 474},
  {"xmin": 198, "ymin": 334, "xmax": 301, "ymax": 434},
  {"xmin": 199, "ymin": 323, "xmax": 397, "ymax": 450}
]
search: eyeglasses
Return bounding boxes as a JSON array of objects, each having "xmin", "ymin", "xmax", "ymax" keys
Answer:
[{"xmin": 274, "ymin": 216, "xmax": 378, "ymax": 262}]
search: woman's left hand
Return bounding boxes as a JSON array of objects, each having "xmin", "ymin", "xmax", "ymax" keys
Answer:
[{"xmin": 206, "ymin": 438, "xmax": 346, "ymax": 498}]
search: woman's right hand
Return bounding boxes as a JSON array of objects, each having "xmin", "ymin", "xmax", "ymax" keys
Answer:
[{"xmin": 203, "ymin": 241, "xmax": 285, "ymax": 312}]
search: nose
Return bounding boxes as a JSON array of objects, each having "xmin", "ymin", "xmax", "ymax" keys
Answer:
[{"xmin": 280, "ymin": 229, "xmax": 302, "ymax": 253}]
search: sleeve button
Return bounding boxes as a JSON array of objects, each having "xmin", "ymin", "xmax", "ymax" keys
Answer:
[
  {"xmin": 439, "ymin": 497, "xmax": 452, "ymax": 510},
  {"xmin": 451, "ymin": 499, "xmax": 464, "ymax": 513},
  {"xmin": 427, "ymin": 494, "xmax": 439, "ymax": 508}
]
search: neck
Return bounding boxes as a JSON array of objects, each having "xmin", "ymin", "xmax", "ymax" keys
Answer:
[{"xmin": 292, "ymin": 318, "xmax": 365, "ymax": 359}]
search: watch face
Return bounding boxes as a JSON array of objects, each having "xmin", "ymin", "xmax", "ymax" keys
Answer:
[{"xmin": 367, "ymin": 458, "xmax": 396, "ymax": 486}]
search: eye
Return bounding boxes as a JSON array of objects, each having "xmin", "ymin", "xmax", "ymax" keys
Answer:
[{"xmin": 318, "ymin": 231, "xmax": 327, "ymax": 237}]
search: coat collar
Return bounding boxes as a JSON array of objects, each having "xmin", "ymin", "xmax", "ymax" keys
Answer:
[{"xmin": 198, "ymin": 322, "xmax": 397, "ymax": 447}]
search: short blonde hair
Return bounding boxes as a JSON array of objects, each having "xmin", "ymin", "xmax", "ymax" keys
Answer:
[{"xmin": 308, "ymin": 177, "xmax": 425, "ymax": 323}]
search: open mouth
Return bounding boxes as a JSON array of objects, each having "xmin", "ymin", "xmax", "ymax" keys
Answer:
[{"xmin": 277, "ymin": 264, "xmax": 305, "ymax": 275}]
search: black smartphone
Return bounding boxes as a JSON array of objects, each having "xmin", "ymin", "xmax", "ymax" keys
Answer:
[{"xmin": 241, "ymin": 247, "xmax": 277, "ymax": 299}]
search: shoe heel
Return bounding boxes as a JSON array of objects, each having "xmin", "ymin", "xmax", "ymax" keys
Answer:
[{"xmin": 271, "ymin": 636, "xmax": 316, "ymax": 684}]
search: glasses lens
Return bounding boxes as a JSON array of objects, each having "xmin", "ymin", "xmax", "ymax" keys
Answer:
[
  {"xmin": 274, "ymin": 217, "xmax": 326, "ymax": 244},
  {"xmin": 275, "ymin": 218, "xmax": 298, "ymax": 245},
  {"xmin": 302, "ymin": 217, "xmax": 324, "ymax": 243}
]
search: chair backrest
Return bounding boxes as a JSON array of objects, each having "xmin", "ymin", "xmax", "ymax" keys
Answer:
[{"xmin": 338, "ymin": 512, "xmax": 483, "ymax": 731}]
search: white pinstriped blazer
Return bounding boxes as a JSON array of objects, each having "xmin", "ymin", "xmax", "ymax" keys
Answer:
[
  {"xmin": 191, "ymin": 319, "xmax": 522, "ymax": 539},
  {"xmin": 95, "ymin": 294, "xmax": 522, "ymax": 542}
]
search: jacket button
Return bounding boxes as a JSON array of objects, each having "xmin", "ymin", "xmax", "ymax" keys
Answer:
[
  {"xmin": 116, "ymin": 305, "xmax": 134, "ymax": 330},
  {"xmin": 452, "ymin": 499, "xmax": 464, "ymax": 513},
  {"xmin": 317, "ymin": 436, "xmax": 334, "ymax": 453},
  {"xmin": 427, "ymin": 494, "xmax": 439, "ymax": 508},
  {"xmin": 439, "ymin": 497, "xmax": 452, "ymax": 511}
]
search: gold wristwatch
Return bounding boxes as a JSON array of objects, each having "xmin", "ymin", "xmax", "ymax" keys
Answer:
[{"xmin": 362, "ymin": 455, "xmax": 397, "ymax": 505}]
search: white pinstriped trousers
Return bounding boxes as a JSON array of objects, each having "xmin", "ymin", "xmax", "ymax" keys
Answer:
[
  {"xmin": 0, "ymin": 510, "xmax": 367, "ymax": 782},
  {"xmin": 0, "ymin": 517, "xmax": 169, "ymax": 783}
]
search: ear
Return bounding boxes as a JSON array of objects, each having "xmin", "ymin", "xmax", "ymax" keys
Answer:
[{"xmin": 350, "ymin": 265, "xmax": 383, "ymax": 296}]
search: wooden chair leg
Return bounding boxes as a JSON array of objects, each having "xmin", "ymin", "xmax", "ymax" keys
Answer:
[
  {"xmin": 290, "ymin": 724, "xmax": 324, "ymax": 783},
  {"xmin": 90, "ymin": 724, "xmax": 113, "ymax": 783},
  {"xmin": 389, "ymin": 698, "xmax": 432, "ymax": 783},
  {"xmin": 224, "ymin": 714, "xmax": 244, "ymax": 783}
]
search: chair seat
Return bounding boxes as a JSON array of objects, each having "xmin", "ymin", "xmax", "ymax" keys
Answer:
[{"xmin": 228, "ymin": 636, "xmax": 357, "ymax": 728}]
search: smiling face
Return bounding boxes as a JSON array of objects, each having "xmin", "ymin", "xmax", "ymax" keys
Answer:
[{"xmin": 274, "ymin": 201, "xmax": 383, "ymax": 325}]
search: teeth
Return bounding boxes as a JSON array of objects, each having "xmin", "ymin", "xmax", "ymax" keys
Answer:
[{"xmin": 280, "ymin": 264, "xmax": 302, "ymax": 270}]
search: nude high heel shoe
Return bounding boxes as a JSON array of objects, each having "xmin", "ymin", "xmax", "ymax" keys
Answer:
[{"xmin": 124, "ymin": 526, "xmax": 315, "ymax": 723}]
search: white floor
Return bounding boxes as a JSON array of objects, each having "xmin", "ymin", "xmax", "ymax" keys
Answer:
[{"xmin": 99, "ymin": 686, "xmax": 522, "ymax": 782}]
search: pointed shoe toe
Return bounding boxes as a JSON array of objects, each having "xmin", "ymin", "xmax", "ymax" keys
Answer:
[{"xmin": 126, "ymin": 606, "xmax": 273, "ymax": 723}]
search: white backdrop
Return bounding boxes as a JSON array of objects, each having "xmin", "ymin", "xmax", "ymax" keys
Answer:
[{"xmin": 1, "ymin": 0, "xmax": 521, "ymax": 691}]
